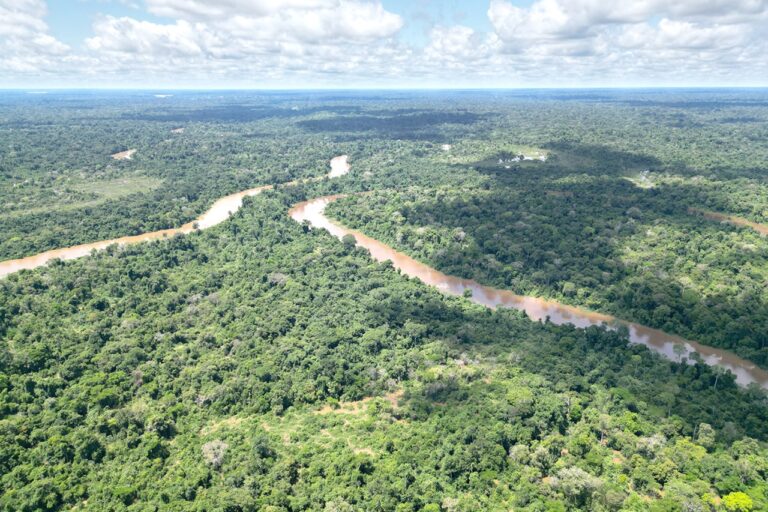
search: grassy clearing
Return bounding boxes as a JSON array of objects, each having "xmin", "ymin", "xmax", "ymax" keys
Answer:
[
  {"xmin": 192, "ymin": 391, "xmax": 405, "ymax": 467},
  {"xmin": 0, "ymin": 175, "xmax": 163, "ymax": 219},
  {"xmin": 72, "ymin": 174, "xmax": 163, "ymax": 200},
  {"xmin": 435, "ymin": 140, "xmax": 549, "ymax": 167}
]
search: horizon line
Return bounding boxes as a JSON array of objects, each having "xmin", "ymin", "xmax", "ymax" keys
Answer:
[{"xmin": 2, "ymin": 85, "xmax": 768, "ymax": 92}]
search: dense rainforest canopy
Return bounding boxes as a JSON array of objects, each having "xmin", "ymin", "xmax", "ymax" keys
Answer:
[{"xmin": 1, "ymin": 89, "xmax": 768, "ymax": 511}]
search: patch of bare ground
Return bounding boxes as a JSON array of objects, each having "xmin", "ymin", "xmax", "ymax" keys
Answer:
[
  {"xmin": 314, "ymin": 389, "xmax": 403, "ymax": 415},
  {"xmin": 200, "ymin": 416, "xmax": 245, "ymax": 435},
  {"xmin": 111, "ymin": 149, "xmax": 137, "ymax": 160},
  {"xmin": 171, "ymin": 128, "xmax": 185, "ymax": 133},
  {"xmin": 352, "ymin": 446, "xmax": 375, "ymax": 456}
]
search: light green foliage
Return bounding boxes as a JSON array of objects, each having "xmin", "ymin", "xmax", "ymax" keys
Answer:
[
  {"xmin": 2, "ymin": 90, "xmax": 768, "ymax": 511},
  {"xmin": 723, "ymin": 492, "xmax": 753, "ymax": 511}
]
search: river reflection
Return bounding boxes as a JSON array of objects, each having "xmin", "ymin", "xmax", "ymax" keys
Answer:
[{"xmin": 290, "ymin": 195, "xmax": 768, "ymax": 389}]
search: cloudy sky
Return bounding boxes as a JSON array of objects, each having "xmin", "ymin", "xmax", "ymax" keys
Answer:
[{"xmin": 1, "ymin": 0, "xmax": 767, "ymax": 88}]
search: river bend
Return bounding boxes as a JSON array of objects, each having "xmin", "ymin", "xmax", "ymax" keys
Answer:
[
  {"xmin": 2, "ymin": 154, "xmax": 766, "ymax": 389},
  {"xmin": 290, "ymin": 195, "xmax": 768, "ymax": 389},
  {"xmin": 0, "ymin": 156, "xmax": 350, "ymax": 279}
]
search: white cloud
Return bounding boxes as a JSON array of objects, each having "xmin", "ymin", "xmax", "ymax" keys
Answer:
[
  {"xmin": 420, "ymin": 25, "xmax": 506, "ymax": 80},
  {"xmin": 73, "ymin": 1, "xmax": 407, "ymax": 86},
  {"xmin": 144, "ymin": 0, "xmax": 403, "ymax": 43},
  {"xmin": 666, "ymin": 0, "xmax": 768, "ymax": 21},
  {"xmin": 0, "ymin": 0, "xmax": 766, "ymax": 87},
  {"xmin": 487, "ymin": 0, "xmax": 649, "ymax": 43},
  {"xmin": 488, "ymin": 0, "xmax": 768, "ymax": 37},
  {"xmin": 619, "ymin": 19, "xmax": 748, "ymax": 50},
  {"xmin": 425, "ymin": 26, "xmax": 485, "ymax": 59},
  {"xmin": 0, "ymin": 0, "xmax": 70, "ymax": 76},
  {"xmin": 483, "ymin": 0, "xmax": 768, "ymax": 84},
  {"xmin": 86, "ymin": 17, "xmax": 207, "ymax": 56},
  {"xmin": 146, "ymin": 0, "xmax": 335, "ymax": 20}
]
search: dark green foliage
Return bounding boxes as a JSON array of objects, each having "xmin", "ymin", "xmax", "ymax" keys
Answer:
[
  {"xmin": 2, "ymin": 90, "xmax": 768, "ymax": 510},
  {"xmin": 1, "ymin": 190, "xmax": 766, "ymax": 510}
]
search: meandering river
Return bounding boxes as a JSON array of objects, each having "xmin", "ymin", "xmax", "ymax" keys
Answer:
[
  {"xmin": 2, "ymin": 154, "xmax": 767, "ymax": 389},
  {"xmin": 0, "ymin": 156, "xmax": 350, "ymax": 279},
  {"xmin": 290, "ymin": 195, "xmax": 768, "ymax": 389}
]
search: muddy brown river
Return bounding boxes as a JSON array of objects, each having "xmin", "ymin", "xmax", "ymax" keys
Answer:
[
  {"xmin": 2, "ymin": 153, "xmax": 766, "ymax": 388},
  {"xmin": 290, "ymin": 195, "xmax": 768, "ymax": 389},
  {"xmin": 0, "ymin": 156, "xmax": 350, "ymax": 279},
  {"xmin": 690, "ymin": 208, "xmax": 768, "ymax": 237}
]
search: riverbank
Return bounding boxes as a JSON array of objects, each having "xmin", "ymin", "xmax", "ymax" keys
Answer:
[
  {"xmin": 689, "ymin": 207, "xmax": 768, "ymax": 236},
  {"xmin": 0, "ymin": 156, "xmax": 350, "ymax": 279},
  {"xmin": 290, "ymin": 194, "xmax": 768, "ymax": 389}
]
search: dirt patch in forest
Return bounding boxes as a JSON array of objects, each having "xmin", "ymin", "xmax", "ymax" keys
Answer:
[
  {"xmin": 546, "ymin": 190, "xmax": 574, "ymax": 198},
  {"xmin": 111, "ymin": 149, "xmax": 137, "ymax": 160},
  {"xmin": 314, "ymin": 389, "xmax": 403, "ymax": 415},
  {"xmin": 200, "ymin": 416, "xmax": 245, "ymax": 435},
  {"xmin": 353, "ymin": 446, "xmax": 375, "ymax": 456}
]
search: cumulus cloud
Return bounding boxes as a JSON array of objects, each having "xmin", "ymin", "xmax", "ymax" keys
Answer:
[
  {"xmin": 487, "ymin": 0, "xmax": 648, "ymax": 43},
  {"xmin": 422, "ymin": 25, "xmax": 504, "ymax": 76},
  {"xmin": 146, "ymin": 0, "xmax": 335, "ymax": 20},
  {"xmin": 666, "ymin": 0, "xmax": 768, "ymax": 21},
  {"xmin": 0, "ymin": 0, "xmax": 766, "ymax": 87},
  {"xmin": 0, "ymin": 0, "xmax": 69, "ymax": 74},
  {"xmin": 488, "ymin": 0, "xmax": 768, "ymax": 40},
  {"xmin": 488, "ymin": 0, "xmax": 768, "ymax": 45},
  {"xmin": 484, "ymin": 0, "xmax": 768, "ymax": 84},
  {"xmin": 86, "ymin": 17, "xmax": 208, "ymax": 56},
  {"xmin": 619, "ymin": 19, "xmax": 748, "ymax": 50},
  {"xmin": 75, "ymin": 1, "xmax": 406, "ymax": 85},
  {"xmin": 143, "ymin": 0, "xmax": 403, "ymax": 43}
]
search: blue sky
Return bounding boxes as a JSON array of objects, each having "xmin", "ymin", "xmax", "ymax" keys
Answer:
[
  {"xmin": 45, "ymin": 0, "xmax": 497, "ymax": 48},
  {"xmin": 1, "ymin": 0, "xmax": 766, "ymax": 88},
  {"xmin": 46, "ymin": 2, "xmax": 164, "ymax": 47}
]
